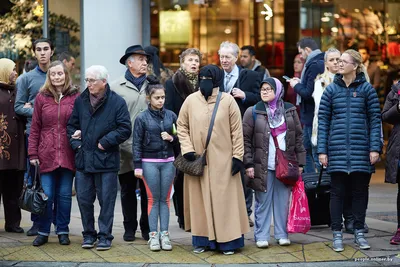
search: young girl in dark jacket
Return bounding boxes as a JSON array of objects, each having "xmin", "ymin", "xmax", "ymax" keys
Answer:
[
  {"xmin": 133, "ymin": 77, "xmax": 178, "ymax": 252},
  {"xmin": 28, "ymin": 61, "xmax": 79, "ymax": 247}
]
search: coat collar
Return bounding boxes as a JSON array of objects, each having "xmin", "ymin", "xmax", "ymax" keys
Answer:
[
  {"xmin": 118, "ymin": 75, "xmax": 148, "ymax": 92},
  {"xmin": 333, "ymin": 72, "xmax": 367, "ymax": 88},
  {"xmin": 253, "ymin": 100, "xmax": 296, "ymax": 115}
]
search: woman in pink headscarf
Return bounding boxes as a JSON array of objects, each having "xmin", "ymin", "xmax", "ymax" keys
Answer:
[
  {"xmin": 242, "ymin": 77, "xmax": 306, "ymax": 249},
  {"xmin": 284, "ymin": 54, "xmax": 304, "ymax": 118}
]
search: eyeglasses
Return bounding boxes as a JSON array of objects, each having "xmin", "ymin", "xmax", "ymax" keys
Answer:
[
  {"xmin": 338, "ymin": 59, "xmax": 355, "ymax": 66},
  {"xmin": 260, "ymin": 88, "xmax": 274, "ymax": 93},
  {"xmin": 85, "ymin": 78, "xmax": 99, "ymax": 84}
]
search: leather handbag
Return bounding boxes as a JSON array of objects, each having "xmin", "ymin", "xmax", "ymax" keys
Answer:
[
  {"xmin": 272, "ymin": 135, "xmax": 299, "ymax": 186},
  {"xmin": 174, "ymin": 91, "xmax": 222, "ymax": 176},
  {"xmin": 19, "ymin": 164, "xmax": 48, "ymax": 215}
]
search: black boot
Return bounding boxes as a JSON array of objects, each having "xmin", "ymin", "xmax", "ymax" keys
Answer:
[
  {"xmin": 27, "ymin": 223, "xmax": 39, "ymax": 236},
  {"xmin": 5, "ymin": 226, "xmax": 24, "ymax": 233},
  {"xmin": 33, "ymin": 235, "xmax": 48, "ymax": 246},
  {"xmin": 58, "ymin": 234, "xmax": 70, "ymax": 245}
]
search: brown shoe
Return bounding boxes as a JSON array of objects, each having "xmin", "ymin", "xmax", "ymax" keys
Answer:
[{"xmin": 248, "ymin": 216, "xmax": 254, "ymax": 227}]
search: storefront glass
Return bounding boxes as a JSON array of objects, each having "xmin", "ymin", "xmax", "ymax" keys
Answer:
[{"xmin": 0, "ymin": 0, "xmax": 80, "ymax": 83}]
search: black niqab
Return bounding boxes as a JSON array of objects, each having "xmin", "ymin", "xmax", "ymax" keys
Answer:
[{"xmin": 199, "ymin": 65, "xmax": 223, "ymax": 100}]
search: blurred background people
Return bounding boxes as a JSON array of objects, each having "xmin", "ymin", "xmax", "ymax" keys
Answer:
[
  {"xmin": 284, "ymin": 54, "xmax": 304, "ymax": 118},
  {"xmin": 144, "ymin": 45, "xmax": 174, "ymax": 86}
]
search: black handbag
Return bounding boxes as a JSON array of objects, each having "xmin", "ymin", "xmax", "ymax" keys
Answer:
[
  {"xmin": 19, "ymin": 164, "xmax": 48, "ymax": 215},
  {"xmin": 174, "ymin": 91, "xmax": 222, "ymax": 176}
]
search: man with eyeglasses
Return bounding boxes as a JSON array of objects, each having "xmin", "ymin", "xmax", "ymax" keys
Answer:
[
  {"xmin": 109, "ymin": 45, "xmax": 151, "ymax": 242},
  {"xmin": 288, "ymin": 37, "xmax": 325, "ymax": 174},
  {"xmin": 219, "ymin": 41, "xmax": 262, "ymax": 228},
  {"xmin": 67, "ymin": 65, "xmax": 132, "ymax": 251}
]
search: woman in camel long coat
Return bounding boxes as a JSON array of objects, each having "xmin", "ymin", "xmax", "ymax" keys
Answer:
[{"xmin": 177, "ymin": 65, "xmax": 249, "ymax": 255}]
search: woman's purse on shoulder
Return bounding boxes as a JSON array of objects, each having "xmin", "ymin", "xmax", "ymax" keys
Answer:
[
  {"xmin": 174, "ymin": 92, "xmax": 222, "ymax": 176},
  {"xmin": 19, "ymin": 164, "xmax": 48, "ymax": 215},
  {"xmin": 272, "ymin": 135, "xmax": 299, "ymax": 186}
]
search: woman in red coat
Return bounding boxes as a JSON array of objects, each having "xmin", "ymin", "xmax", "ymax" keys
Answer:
[{"xmin": 28, "ymin": 61, "xmax": 79, "ymax": 246}]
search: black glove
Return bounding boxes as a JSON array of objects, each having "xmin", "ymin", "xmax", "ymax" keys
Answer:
[
  {"xmin": 231, "ymin": 157, "xmax": 243, "ymax": 176},
  {"xmin": 183, "ymin": 152, "xmax": 196, "ymax": 161}
]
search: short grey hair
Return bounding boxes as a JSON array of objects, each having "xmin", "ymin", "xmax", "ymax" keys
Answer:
[
  {"xmin": 324, "ymin": 47, "xmax": 340, "ymax": 61},
  {"xmin": 125, "ymin": 55, "xmax": 135, "ymax": 68},
  {"xmin": 85, "ymin": 65, "xmax": 109, "ymax": 82},
  {"xmin": 218, "ymin": 41, "xmax": 240, "ymax": 57}
]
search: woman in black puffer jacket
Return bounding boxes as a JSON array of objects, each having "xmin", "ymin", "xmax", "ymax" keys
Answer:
[
  {"xmin": 132, "ymin": 77, "xmax": 178, "ymax": 252},
  {"xmin": 317, "ymin": 49, "xmax": 381, "ymax": 252}
]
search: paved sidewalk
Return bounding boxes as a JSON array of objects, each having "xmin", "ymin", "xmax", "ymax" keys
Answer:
[{"xmin": 0, "ymin": 169, "xmax": 399, "ymax": 265}]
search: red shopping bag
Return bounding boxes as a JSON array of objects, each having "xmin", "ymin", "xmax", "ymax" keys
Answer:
[{"xmin": 287, "ymin": 177, "xmax": 311, "ymax": 234}]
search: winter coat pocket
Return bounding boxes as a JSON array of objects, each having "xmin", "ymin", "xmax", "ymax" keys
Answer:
[{"xmin": 93, "ymin": 149, "xmax": 116, "ymax": 169}]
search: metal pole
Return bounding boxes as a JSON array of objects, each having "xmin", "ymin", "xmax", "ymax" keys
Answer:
[
  {"xmin": 142, "ymin": 0, "xmax": 151, "ymax": 47},
  {"xmin": 42, "ymin": 0, "xmax": 49, "ymax": 38}
]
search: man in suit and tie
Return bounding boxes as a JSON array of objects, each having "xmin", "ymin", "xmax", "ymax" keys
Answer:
[{"xmin": 218, "ymin": 41, "xmax": 261, "ymax": 227}]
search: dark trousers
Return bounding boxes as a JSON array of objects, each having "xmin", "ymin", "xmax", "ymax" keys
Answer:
[
  {"xmin": 75, "ymin": 171, "xmax": 118, "ymax": 241},
  {"xmin": 343, "ymin": 182, "xmax": 369, "ymax": 224},
  {"xmin": 397, "ymin": 170, "xmax": 400, "ymax": 229},
  {"xmin": 118, "ymin": 171, "xmax": 149, "ymax": 235},
  {"xmin": 173, "ymin": 170, "xmax": 184, "ymax": 227},
  {"xmin": 0, "ymin": 170, "xmax": 24, "ymax": 228},
  {"xmin": 330, "ymin": 172, "xmax": 371, "ymax": 231}
]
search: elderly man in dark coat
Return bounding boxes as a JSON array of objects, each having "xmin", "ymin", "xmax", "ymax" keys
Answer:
[{"xmin": 67, "ymin": 65, "xmax": 132, "ymax": 251}]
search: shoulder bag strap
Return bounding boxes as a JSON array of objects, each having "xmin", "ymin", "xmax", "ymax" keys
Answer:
[
  {"xmin": 315, "ymin": 167, "xmax": 325, "ymax": 198},
  {"xmin": 204, "ymin": 92, "xmax": 222, "ymax": 150}
]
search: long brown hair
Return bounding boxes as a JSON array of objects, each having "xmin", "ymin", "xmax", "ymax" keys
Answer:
[
  {"xmin": 40, "ymin": 61, "xmax": 72, "ymax": 102},
  {"xmin": 343, "ymin": 49, "xmax": 370, "ymax": 83}
]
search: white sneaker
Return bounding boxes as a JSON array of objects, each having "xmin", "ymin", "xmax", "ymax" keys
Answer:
[
  {"xmin": 148, "ymin": 232, "xmax": 160, "ymax": 251},
  {"xmin": 277, "ymin": 238, "xmax": 291, "ymax": 246},
  {"xmin": 160, "ymin": 231, "xmax": 172, "ymax": 251},
  {"xmin": 256, "ymin": 241, "xmax": 269, "ymax": 248}
]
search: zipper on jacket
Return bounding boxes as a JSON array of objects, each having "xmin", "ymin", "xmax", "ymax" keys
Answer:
[{"xmin": 58, "ymin": 94, "xmax": 64, "ymax": 167}]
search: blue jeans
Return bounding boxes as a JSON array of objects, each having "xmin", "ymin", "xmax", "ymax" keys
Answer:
[
  {"xmin": 38, "ymin": 168, "xmax": 73, "ymax": 236},
  {"xmin": 303, "ymin": 125, "xmax": 319, "ymax": 173},
  {"xmin": 142, "ymin": 161, "xmax": 175, "ymax": 232},
  {"xmin": 75, "ymin": 171, "xmax": 118, "ymax": 241}
]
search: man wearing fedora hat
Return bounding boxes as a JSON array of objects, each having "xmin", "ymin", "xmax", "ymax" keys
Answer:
[{"xmin": 110, "ymin": 45, "xmax": 151, "ymax": 242}]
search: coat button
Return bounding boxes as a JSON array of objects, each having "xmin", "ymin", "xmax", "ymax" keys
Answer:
[
  {"xmin": 9, "ymin": 99, "xmax": 12, "ymax": 103},
  {"xmin": 12, "ymin": 116, "xmax": 15, "ymax": 119},
  {"xmin": 15, "ymin": 135, "xmax": 18, "ymax": 138}
]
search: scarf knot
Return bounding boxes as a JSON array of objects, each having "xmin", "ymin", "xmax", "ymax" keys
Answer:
[{"xmin": 125, "ymin": 69, "xmax": 146, "ymax": 90}]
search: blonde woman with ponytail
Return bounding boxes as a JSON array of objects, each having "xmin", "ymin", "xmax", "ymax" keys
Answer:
[
  {"xmin": 311, "ymin": 48, "xmax": 340, "ymax": 147},
  {"xmin": 317, "ymin": 49, "xmax": 381, "ymax": 252}
]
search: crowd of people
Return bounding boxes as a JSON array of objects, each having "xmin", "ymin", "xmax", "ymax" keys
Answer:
[{"xmin": 0, "ymin": 36, "xmax": 400, "ymax": 255}]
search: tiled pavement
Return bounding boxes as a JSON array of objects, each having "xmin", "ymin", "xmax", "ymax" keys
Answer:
[{"xmin": 1, "ymin": 169, "xmax": 399, "ymax": 265}]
